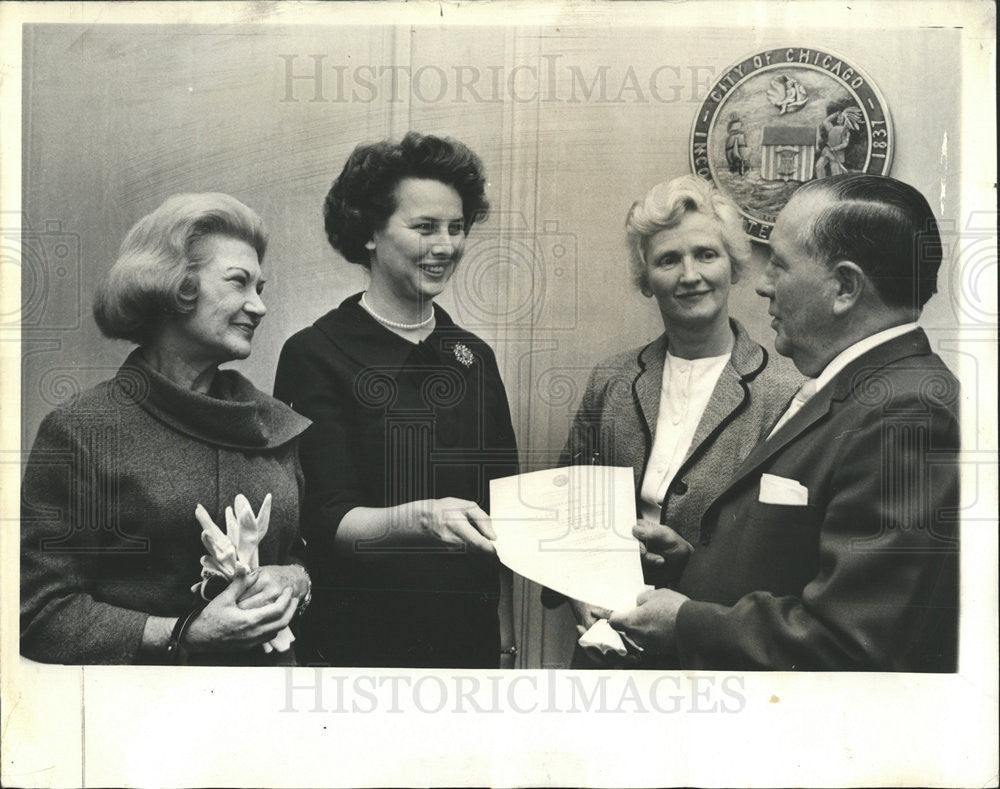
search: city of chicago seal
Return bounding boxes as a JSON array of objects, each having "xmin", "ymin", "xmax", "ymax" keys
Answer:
[{"xmin": 690, "ymin": 47, "xmax": 893, "ymax": 241}]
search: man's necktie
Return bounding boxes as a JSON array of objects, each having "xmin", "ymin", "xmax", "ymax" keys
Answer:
[{"xmin": 768, "ymin": 378, "xmax": 818, "ymax": 439}]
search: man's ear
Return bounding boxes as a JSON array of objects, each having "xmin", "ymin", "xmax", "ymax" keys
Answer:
[{"xmin": 831, "ymin": 260, "xmax": 866, "ymax": 315}]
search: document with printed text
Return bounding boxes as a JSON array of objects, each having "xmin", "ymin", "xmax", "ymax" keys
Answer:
[{"xmin": 489, "ymin": 466, "xmax": 647, "ymax": 612}]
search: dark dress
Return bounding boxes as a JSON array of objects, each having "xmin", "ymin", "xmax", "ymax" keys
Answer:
[
  {"xmin": 273, "ymin": 293, "xmax": 519, "ymax": 668},
  {"xmin": 20, "ymin": 349, "xmax": 310, "ymax": 665}
]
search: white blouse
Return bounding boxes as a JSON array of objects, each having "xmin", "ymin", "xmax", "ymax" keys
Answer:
[{"xmin": 638, "ymin": 349, "xmax": 732, "ymax": 523}]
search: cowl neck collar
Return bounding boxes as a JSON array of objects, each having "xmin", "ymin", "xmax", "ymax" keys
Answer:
[{"xmin": 119, "ymin": 348, "xmax": 310, "ymax": 450}]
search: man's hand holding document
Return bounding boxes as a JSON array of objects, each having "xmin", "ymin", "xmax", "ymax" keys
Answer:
[{"xmin": 490, "ymin": 466, "xmax": 650, "ymax": 656}]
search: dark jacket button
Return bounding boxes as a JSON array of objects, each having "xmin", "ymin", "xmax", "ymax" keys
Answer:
[{"xmin": 672, "ymin": 480, "xmax": 688, "ymax": 495}]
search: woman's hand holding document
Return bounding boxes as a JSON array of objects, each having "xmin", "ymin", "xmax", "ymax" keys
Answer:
[{"xmin": 489, "ymin": 466, "xmax": 649, "ymax": 614}]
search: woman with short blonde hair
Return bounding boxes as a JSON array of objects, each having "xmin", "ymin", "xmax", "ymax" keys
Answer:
[{"xmin": 553, "ymin": 175, "xmax": 800, "ymax": 667}]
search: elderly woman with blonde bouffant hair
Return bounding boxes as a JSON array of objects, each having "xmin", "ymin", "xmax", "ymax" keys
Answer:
[
  {"xmin": 21, "ymin": 193, "xmax": 312, "ymax": 665},
  {"xmin": 548, "ymin": 174, "xmax": 800, "ymax": 667}
]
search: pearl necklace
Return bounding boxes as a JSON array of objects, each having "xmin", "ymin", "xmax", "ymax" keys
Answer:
[{"xmin": 360, "ymin": 292, "xmax": 434, "ymax": 331}]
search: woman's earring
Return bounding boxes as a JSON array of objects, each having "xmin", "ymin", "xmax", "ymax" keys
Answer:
[{"xmin": 364, "ymin": 240, "xmax": 376, "ymax": 251}]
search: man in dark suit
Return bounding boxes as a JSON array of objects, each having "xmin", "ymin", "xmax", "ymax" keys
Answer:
[{"xmin": 610, "ymin": 174, "xmax": 960, "ymax": 671}]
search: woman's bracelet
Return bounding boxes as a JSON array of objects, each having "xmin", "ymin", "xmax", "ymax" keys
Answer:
[
  {"xmin": 166, "ymin": 605, "xmax": 205, "ymax": 665},
  {"xmin": 500, "ymin": 645, "xmax": 518, "ymax": 658}
]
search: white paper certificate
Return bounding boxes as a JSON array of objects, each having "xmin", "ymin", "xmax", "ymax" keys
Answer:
[{"xmin": 489, "ymin": 466, "xmax": 647, "ymax": 612}]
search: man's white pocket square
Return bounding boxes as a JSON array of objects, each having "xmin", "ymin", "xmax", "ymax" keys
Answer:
[{"xmin": 758, "ymin": 473, "xmax": 809, "ymax": 505}]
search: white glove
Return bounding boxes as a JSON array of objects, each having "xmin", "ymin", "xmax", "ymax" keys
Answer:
[{"xmin": 191, "ymin": 494, "xmax": 295, "ymax": 653}]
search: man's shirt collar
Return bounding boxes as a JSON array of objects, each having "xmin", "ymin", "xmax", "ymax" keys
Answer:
[{"xmin": 813, "ymin": 322, "xmax": 920, "ymax": 394}]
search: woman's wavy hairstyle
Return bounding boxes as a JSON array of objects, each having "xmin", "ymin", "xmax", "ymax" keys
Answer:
[
  {"xmin": 323, "ymin": 131, "xmax": 490, "ymax": 266},
  {"xmin": 93, "ymin": 193, "xmax": 267, "ymax": 345},
  {"xmin": 625, "ymin": 174, "xmax": 750, "ymax": 293}
]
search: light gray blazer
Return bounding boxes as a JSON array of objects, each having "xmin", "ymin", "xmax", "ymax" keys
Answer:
[{"xmin": 561, "ymin": 319, "xmax": 801, "ymax": 545}]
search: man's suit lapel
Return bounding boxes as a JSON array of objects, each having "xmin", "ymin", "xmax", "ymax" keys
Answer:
[
  {"xmin": 732, "ymin": 383, "xmax": 834, "ymax": 479},
  {"xmin": 722, "ymin": 329, "xmax": 934, "ymax": 490}
]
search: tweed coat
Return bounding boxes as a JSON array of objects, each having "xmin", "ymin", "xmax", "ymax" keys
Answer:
[
  {"xmin": 561, "ymin": 319, "xmax": 801, "ymax": 548},
  {"xmin": 673, "ymin": 329, "xmax": 960, "ymax": 671},
  {"xmin": 20, "ymin": 349, "xmax": 310, "ymax": 665}
]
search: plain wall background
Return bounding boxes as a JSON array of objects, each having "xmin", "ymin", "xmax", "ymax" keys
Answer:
[{"xmin": 20, "ymin": 23, "xmax": 965, "ymax": 667}]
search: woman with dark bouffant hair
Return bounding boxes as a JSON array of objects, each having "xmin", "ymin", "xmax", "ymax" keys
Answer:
[
  {"xmin": 21, "ymin": 193, "xmax": 312, "ymax": 665},
  {"xmin": 274, "ymin": 132, "xmax": 520, "ymax": 668}
]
